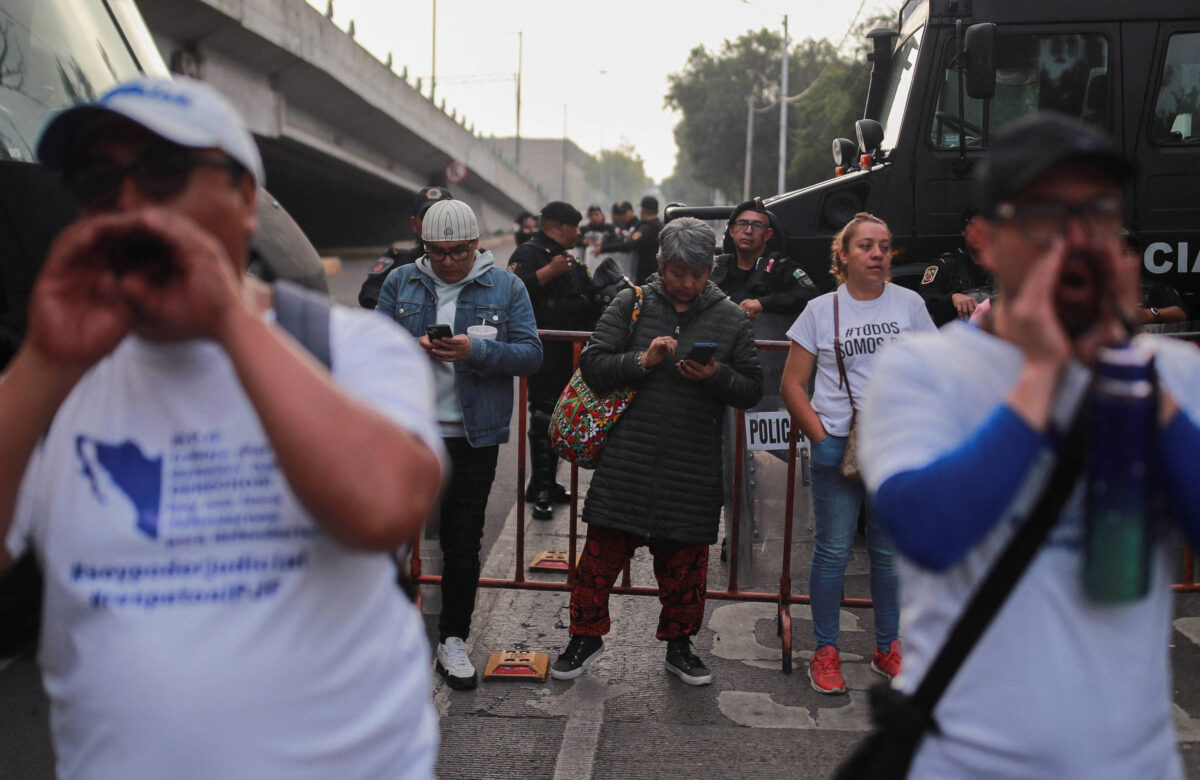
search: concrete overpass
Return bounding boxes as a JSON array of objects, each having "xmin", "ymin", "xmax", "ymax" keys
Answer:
[{"xmin": 136, "ymin": 0, "xmax": 548, "ymax": 250}]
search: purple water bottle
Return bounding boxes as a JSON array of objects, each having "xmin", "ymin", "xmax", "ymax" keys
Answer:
[{"xmin": 1083, "ymin": 343, "xmax": 1156, "ymax": 603}]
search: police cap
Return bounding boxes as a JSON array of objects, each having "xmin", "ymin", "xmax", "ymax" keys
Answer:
[{"xmin": 540, "ymin": 200, "xmax": 582, "ymax": 225}]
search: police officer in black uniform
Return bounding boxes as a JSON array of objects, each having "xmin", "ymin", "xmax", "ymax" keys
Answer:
[
  {"xmin": 918, "ymin": 212, "xmax": 992, "ymax": 326},
  {"xmin": 358, "ymin": 186, "xmax": 453, "ymax": 308},
  {"xmin": 514, "ymin": 210, "xmax": 537, "ymax": 246},
  {"xmin": 600, "ymin": 195, "xmax": 662, "ymax": 284},
  {"xmin": 578, "ymin": 204, "xmax": 615, "ymax": 256},
  {"xmin": 710, "ymin": 199, "xmax": 818, "ymax": 319},
  {"xmin": 508, "ymin": 201, "xmax": 599, "ymax": 519}
]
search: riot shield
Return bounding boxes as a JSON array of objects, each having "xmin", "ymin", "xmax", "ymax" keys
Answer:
[{"xmin": 721, "ymin": 311, "xmax": 813, "ymax": 591}]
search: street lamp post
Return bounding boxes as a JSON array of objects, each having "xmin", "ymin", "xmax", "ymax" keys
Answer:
[
  {"xmin": 778, "ymin": 14, "xmax": 788, "ymax": 194},
  {"xmin": 430, "ymin": 0, "xmax": 437, "ymax": 102},
  {"xmin": 515, "ymin": 31, "xmax": 522, "ymax": 167}
]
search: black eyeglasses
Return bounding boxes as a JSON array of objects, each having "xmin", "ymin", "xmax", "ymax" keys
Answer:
[
  {"xmin": 63, "ymin": 147, "xmax": 244, "ymax": 211},
  {"xmin": 424, "ymin": 243, "xmax": 475, "ymax": 262},
  {"xmin": 731, "ymin": 219, "xmax": 769, "ymax": 233},
  {"xmin": 992, "ymin": 195, "xmax": 1124, "ymax": 246}
]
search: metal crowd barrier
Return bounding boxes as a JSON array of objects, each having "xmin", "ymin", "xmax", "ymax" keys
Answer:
[{"xmin": 410, "ymin": 329, "xmax": 1200, "ymax": 674}]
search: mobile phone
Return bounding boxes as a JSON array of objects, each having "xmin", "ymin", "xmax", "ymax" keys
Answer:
[
  {"xmin": 685, "ymin": 342, "xmax": 718, "ymax": 363},
  {"xmin": 425, "ymin": 323, "xmax": 453, "ymax": 340}
]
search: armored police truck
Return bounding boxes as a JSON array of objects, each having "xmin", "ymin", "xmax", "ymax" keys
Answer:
[{"xmin": 670, "ymin": 0, "xmax": 1200, "ymax": 314}]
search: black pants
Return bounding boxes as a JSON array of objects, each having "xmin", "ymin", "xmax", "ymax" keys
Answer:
[{"xmin": 438, "ymin": 437, "xmax": 500, "ymax": 641}]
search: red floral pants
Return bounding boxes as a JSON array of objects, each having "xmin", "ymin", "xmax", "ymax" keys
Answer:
[{"xmin": 569, "ymin": 524, "xmax": 708, "ymax": 640}]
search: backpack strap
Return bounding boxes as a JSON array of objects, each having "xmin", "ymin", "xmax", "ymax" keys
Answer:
[{"xmin": 272, "ymin": 280, "xmax": 333, "ymax": 370}]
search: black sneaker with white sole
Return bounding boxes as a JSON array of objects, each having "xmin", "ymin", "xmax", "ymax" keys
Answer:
[
  {"xmin": 550, "ymin": 635, "xmax": 603, "ymax": 680},
  {"xmin": 664, "ymin": 637, "xmax": 712, "ymax": 685}
]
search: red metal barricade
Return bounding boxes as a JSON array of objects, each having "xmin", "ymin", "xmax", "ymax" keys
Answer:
[{"xmin": 410, "ymin": 329, "xmax": 1200, "ymax": 673}]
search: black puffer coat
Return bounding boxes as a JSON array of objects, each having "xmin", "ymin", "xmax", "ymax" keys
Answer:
[{"xmin": 580, "ymin": 280, "xmax": 763, "ymax": 544}]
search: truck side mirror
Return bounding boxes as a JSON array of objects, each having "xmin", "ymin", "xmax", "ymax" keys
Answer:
[
  {"xmin": 856, "ymin": 119, "xmax": 884, "ymax": 164},
  {"xmin": 965, "ymin": 23, "xmax": 996, "ymax": 100},
  {"xmin": 832, "ymin": 138, "xmax": 858, "ymax": 168}
]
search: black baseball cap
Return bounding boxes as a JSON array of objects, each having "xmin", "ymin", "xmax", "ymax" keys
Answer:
[
  {"xmin": 727, "ymin": 198, "xmax": 770, "ymax": 226},
  {"xmin": 587, "ymin": 204, "xmax": 603, "ymax": 215},
  {"xmin": 540, "ymin": 200, "xmax": 582, "ymax": 225},
  {"xmin": 974, "ymin": 112, "xmax": 1131, "ymax": 216},
  {"xmin": 413, "ymin": 186, "xmax": 453, "ymax": 218},
  {"xmin": 640, "ymin": 195, "xmax": 659, "ymax": 212},
  {"xmin": 612, "ymin": 200, "xmax": 633, "ymax": 213}
]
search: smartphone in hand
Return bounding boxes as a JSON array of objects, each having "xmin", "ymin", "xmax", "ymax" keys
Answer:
[
  {"xmin": 685, "ymin": 342, "xmax": 718, "ymax": 363},
  {"xmin": 425, "ymin": 324, "xmax": 453, "ymax": 341}
]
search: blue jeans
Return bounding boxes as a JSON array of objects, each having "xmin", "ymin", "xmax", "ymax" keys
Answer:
[{"xmin": 809, "ymin": 434, "xmax": 899, "ymax": 651}]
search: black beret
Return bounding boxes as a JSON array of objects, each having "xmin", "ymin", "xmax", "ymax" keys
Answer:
[{"xmin": 540, "ymin": 200, "xmax": 583, "ymax": 225}]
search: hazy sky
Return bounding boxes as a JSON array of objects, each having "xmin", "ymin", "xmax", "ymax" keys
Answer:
[{"xmin": 307, "ymin": 0, "xmax": 895, "ymax": 182}]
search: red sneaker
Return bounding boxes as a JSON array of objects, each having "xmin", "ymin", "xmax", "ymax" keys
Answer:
[
  {"xmin": 871, "ymin": 640, "xmax": 902, "ymax": 680},
  {"xmin": 808, "ymin": 645, "xmax": 846, "ymax": 695}
]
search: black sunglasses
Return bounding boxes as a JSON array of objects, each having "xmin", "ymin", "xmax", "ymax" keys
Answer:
[{"xmin": 63, "ymin": 146, "xmax": 244, "ymax": 210}]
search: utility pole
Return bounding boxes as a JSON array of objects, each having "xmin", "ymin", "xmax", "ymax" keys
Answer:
[
  {"xmin": 778, "ymin": 13, "xmax": 788, "ymax": 195},
  {"xmin": 516, "ymin": 31, "xmax": 523, "ymax": 167},
  {"xmin": 561, "ymin": 105, "xmax": 568, "ymax": 199},
  {"xmin": 430, "ymin": 0, "xmax": 437, "ymax": 101},
  {"xmin": 744, "ymin": 93, "xmax": 755, "ymax": 202}
]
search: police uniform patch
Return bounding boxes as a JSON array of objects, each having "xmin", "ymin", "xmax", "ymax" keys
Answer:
[
  {"xmin": 921, "ymin": 265, "xmax": 938, "ymax": 284},
  {"xmin": 632, "ymin": 231, "xmax": 642, "ymax": 241},
  {"xmin": 371, "ymin": 260, "xmax": 388, "ymax": 273},
  {"xmin": 792, "ymin": 268, "xmax": 817, "ymax": 290},
  {"xmin": 508, "ymin": 262, "xmax": 520, "ymax": 272}
]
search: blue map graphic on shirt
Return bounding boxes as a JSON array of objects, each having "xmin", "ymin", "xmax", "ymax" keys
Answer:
[{"xmin": 76, "ymin": 436, "xmax": 164, "ymax": 539}]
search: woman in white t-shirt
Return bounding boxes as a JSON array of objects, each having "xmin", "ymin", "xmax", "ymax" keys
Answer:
[{"xmin": 780, "ymin": 213, "xmax": 935, "ymax": 695}]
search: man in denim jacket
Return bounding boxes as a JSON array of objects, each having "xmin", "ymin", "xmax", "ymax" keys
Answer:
[{"xmin": 377, "ymin": 200, "xmax": 542, "ymax": 689}]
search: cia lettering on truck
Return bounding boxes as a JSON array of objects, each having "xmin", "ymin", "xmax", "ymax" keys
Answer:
[{"xmin": 1145, "ymin": 242, "xmax": 1200, "ymax": 274}]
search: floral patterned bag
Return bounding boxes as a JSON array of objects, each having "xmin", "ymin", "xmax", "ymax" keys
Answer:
[{"xmin": 549, "ymin": 287, "xmax": 643, "ymax": 468}]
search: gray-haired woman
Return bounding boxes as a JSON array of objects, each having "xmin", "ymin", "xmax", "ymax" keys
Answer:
[{"xmin": 550, "ymin": 217, "xmax": 763, "ymax": 685}]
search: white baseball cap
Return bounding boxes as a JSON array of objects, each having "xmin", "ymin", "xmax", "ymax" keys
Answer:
[
  {"xmin": 421, "ymin": 199, "xmax": 480, "ymax": 242},
  {"xmin": 37, "ymin": 76, "xmax": 264, "ymax": 184}
]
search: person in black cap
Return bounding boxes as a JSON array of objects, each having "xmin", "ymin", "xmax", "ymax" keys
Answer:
[
  {"xmin": 918, "ymin": 210, "xmax": 993, "ymax": 326},
  {"xmin": 514, "ymin": 210, "xmax": 538, "ymax": 246},
  {"xmin": 358, "ymin": 185, "xmax": 454, "ymax": 308},
  {"xmin": 858, "ymin": 111, "xmax": 1200, "ymax": 776},
  {"xmin": 578, "ymin": 204, "xmax": 615, "ymax": 259},
  {"xmin": 600, "ymin": 195, "xmax": 662, "ymax": 284},
  {"xmin": 610, "ymin": 200, "xmax": 636, "ymax": 240},
  {"xmin": 508, "ymin": 200, "xmax": 599, "ymax": 518},
  {"xmin": 710, "ymin": 198, "xmax": 818, "ymax": 319}
]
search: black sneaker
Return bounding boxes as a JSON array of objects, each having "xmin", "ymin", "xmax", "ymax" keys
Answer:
[
  {"xmin": 532, "ymin": 490, "xmax": 554, "ymax": 521},
  {"xmin": 549, "ymin": 484, "xmax": 572, "ymax": 504},
  {"xmin": 665, "ymin": 638, "xmax": 712, "ymax": 686},
  {"xmin": 525, "ymin": 482, "xmax": 571, "ymax": 504},
  {"xmin": 550, "ymin": 635, "xmax": 603, "ymax": 680}
]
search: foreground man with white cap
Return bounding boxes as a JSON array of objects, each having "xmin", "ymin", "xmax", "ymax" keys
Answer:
[{"xmin": 0, "ymin": 77, "xmax": 444, "ymax": 778}]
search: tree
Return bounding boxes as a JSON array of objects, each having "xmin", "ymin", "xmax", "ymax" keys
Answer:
[
  {"xmin": 665, "ymin": 29, "xmax": 837, "ymax": 201},
  {"xmin": 583, "ymin": 140, "xmax": 651, "ymax": 202},
  {"xmin": 660, "ymin": 150, "xmax": 720, "ymax": 208},
  {"xmin": 787, "ymin": 61, "xmax": 871, "ymax": 188}
]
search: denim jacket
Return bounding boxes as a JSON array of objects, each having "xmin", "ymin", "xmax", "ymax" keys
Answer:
[{"xmin": 376, "ymin": 262, "xmax": 543, "ymax": 446}]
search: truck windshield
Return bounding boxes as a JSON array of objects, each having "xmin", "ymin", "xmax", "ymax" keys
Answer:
[
  {"xmin": 0, "ymin": 0, "xmax": 142, "ymax": 162},
  {"xmin": 929, "ymin": 34, "xmax": 1110, "ymax": 149},
  {"xmin": 878, "ymin": 27, "xmax": 924, "ymax": 154},
  {"xmin": 1151, "ymin": 32, "xmax": 1200, "ymax": 145}
]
